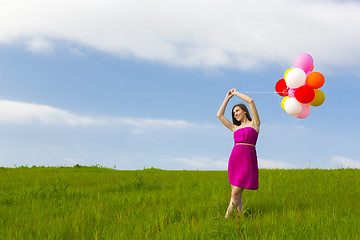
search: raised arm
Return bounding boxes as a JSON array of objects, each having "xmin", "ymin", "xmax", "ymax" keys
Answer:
[
  {"xmin": 233, "ymin": 90, "xmax": 260, "ymax": 126},
  {"xmin": 217, "ymin": 89, "xmax": 237, "ymax": 132}
]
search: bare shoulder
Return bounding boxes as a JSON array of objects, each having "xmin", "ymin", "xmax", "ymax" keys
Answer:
[
  {"xmin": 251, "ymin": 123, "xmax": 260, "ymax": 133},
  {"xmin": 236, "ymin": 123, "xmax": 260, "ymax": 133},
  {"xmin": 247, "ymin": 121, "xmax": 260, "ymax": 133}
]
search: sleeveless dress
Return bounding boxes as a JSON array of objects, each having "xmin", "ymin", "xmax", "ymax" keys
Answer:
[{"xmin": 228, "ymin": 127, "xmax": 259, "ymax": 190}]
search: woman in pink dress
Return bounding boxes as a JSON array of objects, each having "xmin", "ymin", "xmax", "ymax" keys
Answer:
[{"xmin": 217, "ymin": 88, "xmax": 260, "ymax": 218}]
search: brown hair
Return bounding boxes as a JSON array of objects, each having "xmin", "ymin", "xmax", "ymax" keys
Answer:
[{"xmin": 232, "ymin": 104, "xmax": 252, "ymax": 126}]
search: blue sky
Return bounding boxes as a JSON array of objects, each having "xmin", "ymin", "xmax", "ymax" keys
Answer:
[{"xmin": 0, "ymin": 0, "xmax": 360, "ymax": 170}]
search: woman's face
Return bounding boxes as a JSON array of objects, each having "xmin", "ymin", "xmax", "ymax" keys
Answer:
[{"xmin": 233, "ymin": 106, "xmax": 246, "ymax": 121}]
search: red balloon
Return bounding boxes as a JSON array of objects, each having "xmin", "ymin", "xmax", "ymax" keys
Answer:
[
  {"xmin": 275, "ymin": 79, "xmax": 289, "ymax": 97},
  {"xmin": 295, "ymin": 85, "xmax": 315, "ymax": 103}
]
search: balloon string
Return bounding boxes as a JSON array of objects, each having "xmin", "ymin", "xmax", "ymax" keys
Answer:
[
  {"xmin": 242, "ymin": 91, "xmax": 280, "ymax": 94},
  {"xmin": 241, "ymin": 91, "xmax": 283, "ymax": 106}
]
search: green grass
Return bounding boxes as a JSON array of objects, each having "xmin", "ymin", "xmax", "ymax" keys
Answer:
[{"xmin": 1, "ymin": 166, "xmax": 359, "ymax": 239}]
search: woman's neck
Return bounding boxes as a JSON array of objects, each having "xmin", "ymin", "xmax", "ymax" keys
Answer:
[{"xmin": 241, "ymin": 118, "xmax": 250, "ymax": 125}]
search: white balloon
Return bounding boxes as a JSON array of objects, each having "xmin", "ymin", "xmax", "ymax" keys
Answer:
[
  {"xmin": 285, "ymin": 68, "xmax": 306, "ymax": 88},
  {"xmin": 284, "ymin": 97, "xmax": 302, "ymax": 116}
]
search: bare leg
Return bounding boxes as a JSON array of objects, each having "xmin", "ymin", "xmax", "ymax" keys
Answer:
[{"xmin": 225, "ymin": 185, "xmax": 244, "ymax": 219}]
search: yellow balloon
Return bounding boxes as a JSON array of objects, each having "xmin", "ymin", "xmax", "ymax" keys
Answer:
[
  {"xmin": 284, "ymin": 68, "xmax": 293, "ymax": 80},
  {"xmin": 281, "ymin": 96, "xmax": 289, "ymax": 111},
  {"xmin": 309, "ymin": 89, "xmax": 325, "ymax": 107}
]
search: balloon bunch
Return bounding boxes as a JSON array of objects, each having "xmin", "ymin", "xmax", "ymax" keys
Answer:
[{"xmin": 275, "ymin": 53, "xmax": 325, "ymax": 119}]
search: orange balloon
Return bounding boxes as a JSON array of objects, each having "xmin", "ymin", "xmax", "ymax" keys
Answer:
[{"xmin": 306, "ymin": 72, "xmax": 325, "ymax": 89}]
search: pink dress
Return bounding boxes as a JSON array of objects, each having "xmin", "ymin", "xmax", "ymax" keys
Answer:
[{"xmin": 228, "ymin": 127, "xmax": 259, "ymax": 190}]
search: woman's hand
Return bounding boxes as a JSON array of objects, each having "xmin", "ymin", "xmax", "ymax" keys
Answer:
[{"xmin": 226, "ymin": 88, "xmax": 236, "ymax": 99}]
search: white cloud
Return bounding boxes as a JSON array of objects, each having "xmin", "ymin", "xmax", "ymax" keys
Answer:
[
  {"xmin": 331, "ymin": 156, "xmax": 360, "ymax": 169},
  {"xmin": 262, "ymin": 123, "xmax": 309, "ymax": 135},
  {"xmin": 0, "ymin": 100, "xmax": 100, "ymax": 126},
  {"xmin": 25, "ymin": 37, "xmax": 54, "ymax": 54},
  {"xmin": 68, "ymin": 46, "xmax": 85, "ymax": 57},
  {"xmin": 117, "ymin": 117, "xmax": 196, "ymax": 133},
  {"xmin": 173, "ymin": 156, "xmax": 298, "ymax": 170},
  {"xmin": 0, "ymin": 99, "xmax": 200, "ymax": 131},
  {"xmin": 0, "ymin": 0, "xmax": 359, "ymax": 69},
  {"xmin": 258, "ymin": 158, "xmax": 297, "ymax": 169},
  {"xmin": 173, "ymin": 156, "xmax": 228, "ymax": 170},
  {"xmin": 64, "ymin": 157, "xmax": 79, "ymax": 165}
]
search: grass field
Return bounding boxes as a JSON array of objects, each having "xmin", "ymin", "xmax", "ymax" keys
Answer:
[{"xmin": 1, "ymin": 166, "xmax": 359, "ymax": 239}]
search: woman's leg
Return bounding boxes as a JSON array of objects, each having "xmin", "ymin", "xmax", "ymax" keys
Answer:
[{"xmin": 225, "ymin": 185, "xmax": 244, "ymax": 218}]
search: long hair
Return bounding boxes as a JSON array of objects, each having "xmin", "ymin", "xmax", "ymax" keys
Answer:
[{"xmin": 232, "ymin": 104, "xmax": 252, "ymax": 126}]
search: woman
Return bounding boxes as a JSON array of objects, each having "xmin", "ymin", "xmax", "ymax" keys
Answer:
[{"xmin": 217, "ymin": 88, "xmax": 260, "ymax": 218}]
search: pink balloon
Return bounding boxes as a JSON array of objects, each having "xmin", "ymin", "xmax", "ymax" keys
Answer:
[
  {"xmin": 296, "ymin": 104, "xmax": 311, "ymax": 119},
  {"xmin": 288, "ymin": 88, "xmax": 296, "ymax": 98},
  {"xmin": 293, "ymin": 53, "xmax": 314, "ymax": 73}
]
